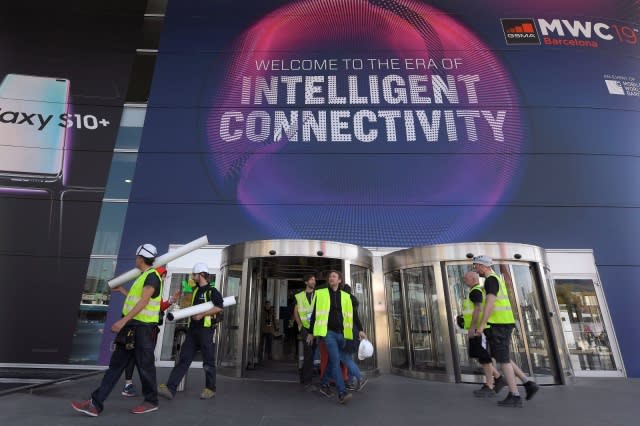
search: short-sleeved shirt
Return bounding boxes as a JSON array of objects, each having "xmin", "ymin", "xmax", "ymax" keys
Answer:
[
  {"xmin": 483, "ymin": 276, "xmax": 500, "ymax": 297},
  {"xmin": 143, "ymin": 271, "xmax": 162, "ymax": 299},
  {"xmin": 469, "ymin": 288, "xmax": 483, "ymax": 305}
]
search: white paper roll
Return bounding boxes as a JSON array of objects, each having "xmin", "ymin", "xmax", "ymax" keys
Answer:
[
  {"xmin": 166, "ymin": 296, "xmax": 237, "ymax": 321},
  {"xmin": 107, "ymin": 235, "xmax": 209, "ymax": 289},
  {"xmin": 167, "ymin": 302, "xmax": 214, "ymax": 321}
]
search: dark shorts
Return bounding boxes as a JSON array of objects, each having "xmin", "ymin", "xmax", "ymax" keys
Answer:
[
  {"xmin": 468, "ymin": 335, "xmax": 492, "ymax": 364},
  {"xmin": 484, "ymin": 325, "xmax": 514, "ymax": 364}
]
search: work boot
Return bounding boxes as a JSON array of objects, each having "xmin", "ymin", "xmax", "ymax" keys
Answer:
[
  {"xmin": 319, "ymin": 384, "xmax": 334, "ymax": 398},
  {"xmin": 493, "ymin": 375, "xmax": 506, "ymax": 394},
  {"xmin": 200, "ymin": 388, "xmax": 216, "ymax": 399},
  {"xmin": 497, "ymin": 392, "xmax": 523, "ymax": 408},
  {"xmin": 157, "ymin": 384, "xmax": 174, "ymax": 400},
  {"xmin": 338, "ymin": 391, "xmax": 352, "ymax": 404},
  {"xmin": 524, "ymin": 381, "xmax": 540, "ymax": 400},
  {"xmin": 473, "ymin": 384, "xmax": 496, "ymax": 398}
]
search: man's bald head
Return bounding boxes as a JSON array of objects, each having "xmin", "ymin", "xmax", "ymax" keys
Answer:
[{"xmin": 463, "ymin": 271, "xmax": 480, "ymax": 288}]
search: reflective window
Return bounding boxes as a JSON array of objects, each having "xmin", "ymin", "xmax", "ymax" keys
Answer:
[
  {"xmin": 146, "ymin": 0, "xmax": 168, "ymax": 14},
  {"xmin": 405, "ymin": 266, "xmax": 444, "ymax": 371},
  {"xmin": 511, "ymin": 264, "xmax": 555, "ymax": 377},
  {"xmin": 385, "ymin": 271, "xmax": 408, "ymax": 369},
  {"xmin": 89, "ymin": 202, "xmax": 128, "ymax": 256},
  {"xmin": 125, "ymin": 53, "xmax": 157, "ymax": 103},
  {"xmin": 218, "ymin": 265, "xmax": 242, "ymax": 370},
  {"xmin": 555, "ymin": 279, "xmax": 616, "ymax": 372},
  {"xmin": 103, "ymin": 153, "xmax": 138, "ymax": 199},
  {"xmin": 350, "ymin": 264, "xmax": 375, "ymax": 370},
  {"xmin": 446, "ymin": 264, "xmax": 477, "ymax": 374},
  {"xmin": 68, "ymin": 258, "xmax": 116, "ymax": 364},
  {"xmin": 141, "ymin": 16, "xmax": 164, "ymax": 50}
]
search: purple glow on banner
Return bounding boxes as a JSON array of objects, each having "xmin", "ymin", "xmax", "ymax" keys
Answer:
[{"xmin": 203, "ymin": 0, "xmax": 525, "ymax": 243}]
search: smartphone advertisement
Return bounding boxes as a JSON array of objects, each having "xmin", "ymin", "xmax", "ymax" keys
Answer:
[
  {"xmin": 105, "ymin": 1, "xmax": 640, "ymax": 373},
  {"xmin": 0, "ymin": 2, "xmax": 145, "ymax": 363}
]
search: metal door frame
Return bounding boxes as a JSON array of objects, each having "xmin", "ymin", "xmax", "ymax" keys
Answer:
[
  {"xmin": 219, "ymin": 239, "xmax": 374, "ymax": 378},
  {"xmin": 383, "ymin": 242, "xmax": 573, "ymax": 384},
  {"xmin": 550, "ymin": 272, "xmax": 626, "ymax": 378},
  {"xmin": 389, "ymin": 263, "xmax": 453, "ymax": 382},
  {"xmin": 502, "ymin": 262, "xmax": 562, "ymax": 385}
]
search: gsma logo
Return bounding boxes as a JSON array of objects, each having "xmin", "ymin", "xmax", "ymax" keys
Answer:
[{"xmin": 501, "ymin": 18, "xmax": 541, "ymax": 45}]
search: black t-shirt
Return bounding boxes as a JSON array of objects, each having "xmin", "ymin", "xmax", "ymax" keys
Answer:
[
  {"xmin": 327, "ymin": 288, "xmax": 343, "ymax": 333},
  {"xmin": 469, "ymin": 288, "xmax": 483, "ymax": 305},
  {"xmin": 189, "ymin": 284, "xmax": 224, "ymax": 329},
  {"xmin": 144, "ymin": 270, "xmax": 162, "ymax": 299},
  {"xmin": 484, "ymin": 276, "xmax": 500, "ymax": 297}
]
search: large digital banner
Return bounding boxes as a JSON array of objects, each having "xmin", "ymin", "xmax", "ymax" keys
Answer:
[
  {"xmin": 0, "ymin": 2, "xmax": 145, "ymax": 363},
  {"xmin": 113, "ymin": 0, "xmax": 640, "ymax": 375}
]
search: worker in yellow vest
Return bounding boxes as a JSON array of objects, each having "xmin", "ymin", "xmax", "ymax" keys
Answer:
[
  {"xmin": 461, "ymin": 271, "xmax": 506, "ymax": 398},
  {"xmin": 72, "ymin": 243, "xmax": 163, "ymax": 417},
  {"xmin": 306, "ymin": 270, "xmax": 366, "ymax": 404},
  {"xmin": 473, "ymin": 256, "xmax": 540, "ymax": 407},
  {"xmin": 293, "ymin": 273, "xmax": 317, "ymax": 390},
  {"xmin": 158, "ymin": 262, "xmax": 224, "ymax": 400}
]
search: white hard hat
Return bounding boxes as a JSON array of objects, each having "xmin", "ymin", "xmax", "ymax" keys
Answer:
[
  {"xmin": 192, "ymin": 262, "xmax": 208, "ymax": 274},
  {"xmin": 136, "ymin": 243, "xmax": 157, "ymax": 259},
  {"xmin": 472, "ymin": 255, "xmax": 493, "ymax": 267},
  {"xmin": 358, "ymin": 339, "xmax": 374, "ymax": 360}
]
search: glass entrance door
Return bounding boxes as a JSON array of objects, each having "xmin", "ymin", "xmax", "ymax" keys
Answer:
[
  {"xmin": 404, "ymin": 267, "xmax": 445, "ymax": 371},
  {"xmin": 554, "ymin": 278, "xmax": 623, "ymax": 376},
  {"xmin": 445, "ymin": 262, "xmax": 560, "ymax": 384},
  {"xmin": 385, "ymin": 271, "xmax": 409, "ymax": 370},
  {"xmin": 217, "ymin": 263, "xmax": 243, "ymax": 375}
]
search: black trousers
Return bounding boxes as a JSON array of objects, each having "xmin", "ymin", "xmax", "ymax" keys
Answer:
[
  {"xmin": 124, "ymin": 327, "xmax": 159, "ymax": 380},
  {"xmin": 91, "ymin": 324, "xmax": 158, "ymax": 412},
  {"xmin": 166, "ymin": 327, "xmax": 216, "ymax": 393},
  {"xmin": 125, "ymin": 357, "xmax": 135, "ymax": 381},
  {"xmin": 300, "ymin": 338, "xmax": 317, "ymax": 385}
]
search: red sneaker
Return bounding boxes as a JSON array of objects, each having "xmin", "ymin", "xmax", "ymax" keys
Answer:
[
  {"xmin": 71, "ymin": 399, "xmax": 99, "ymax": 417},
  {"xmin": 130, "ymin": 402, "xmax": 159, "ymax": 414}
]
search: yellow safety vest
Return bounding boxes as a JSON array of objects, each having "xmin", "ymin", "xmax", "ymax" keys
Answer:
[
  {"xmin": 462, "ymin": 284, "xmax": 486, "ymax": 330},
  {"xmin": 486, "ymin": 272, "xmax": 516, "ymax": 325},
  {"xmin": 312, "ymin": 288, "xmax": 353, "ymax": 340},
  {"xmin": 122, "ymin": 268, "xmax": 162, "ymax": 323},
  {"xmin": 295, "ymin": 290, "xmax": 316, "ymax": 330},
  {"xmin": 189, "ymin": 286, "xmax": 214, "ymax": 328}
]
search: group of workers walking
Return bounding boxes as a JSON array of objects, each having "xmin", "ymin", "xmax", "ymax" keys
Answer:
[{"xmin": 70, "ymin": 244, "xmax": 536, "ymax": 416}]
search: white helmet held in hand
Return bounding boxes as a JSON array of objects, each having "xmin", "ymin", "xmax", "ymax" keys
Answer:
[
  {"xmin": 192, "ymin": 262, "xmax": 208, "ymax": 274},
  {"xmin": 358, "ymin": 338, "xmax": 374, "ymax": 360},
  {"xmin": 136, "ymin": 243, "xmax": 157, "ymax": 259}
]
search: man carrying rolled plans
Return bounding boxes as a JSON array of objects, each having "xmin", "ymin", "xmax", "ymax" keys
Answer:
[
  {"xmin": 158, "ymin": 262, "xmax": 224, "ymax": 400},
  {"xmin": 72, "ymin": 243, "xmax": 163, "ymax": 416}
]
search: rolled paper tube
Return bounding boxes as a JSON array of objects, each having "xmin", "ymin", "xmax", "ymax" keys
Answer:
[
  {"xmin": 166, "ymin": 296, "xmax": 237, "ymax": 321},
  {"xmin": 107, "ymin": 235, "xmax": 209, "ymax": 289}
]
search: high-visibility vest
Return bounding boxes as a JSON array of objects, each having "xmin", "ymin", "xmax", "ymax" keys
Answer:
[
  {"xmin": 122, "ymin": 268, "xmax": 162, "ymax": 324},
  {"xmin": 189, "ymin": 285, "xmax": 214, "ymax": 328},
  {"xmin": 462, "ymin": 284, "xmax": 486, "ymax": 330},
  {"xmin": 295, "ymin": 290, "xmax": 316, "ymax": 330},
  {"xmin": 486, "ymin": 272, "xmax": 516, "ymax": 325},
  {"xmin": 312, "ymin": 288, "xmax": 354, "ymax": 340}
]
